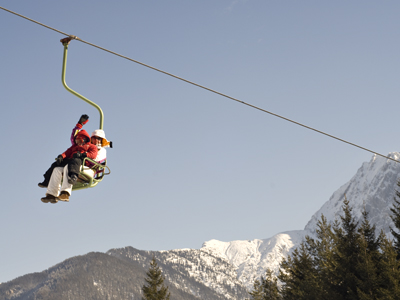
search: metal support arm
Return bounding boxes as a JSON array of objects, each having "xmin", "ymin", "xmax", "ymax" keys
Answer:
[{"xmin": 61, "ymin": 37, "xmax": 104, "ymax": 129}]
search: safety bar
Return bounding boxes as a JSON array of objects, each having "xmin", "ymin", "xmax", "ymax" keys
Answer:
[{"xmin": 72, "ymin": 157, "xmax": 111, "ymax": 191}]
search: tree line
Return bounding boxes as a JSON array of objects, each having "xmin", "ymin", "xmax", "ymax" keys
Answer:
[{"xmin": 248, "ymin": 187, "xmax": 400, "ymax": 300}]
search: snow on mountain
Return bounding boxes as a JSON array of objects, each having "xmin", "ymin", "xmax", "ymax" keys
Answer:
[
  {"xmin": 201, "ymin": 231, "xmax": 305, "ymax": 290},
  {"xmin": 305, "ymin": 152, "xmax": 400, "ymax": 235},
  {"xmin": 107, "ymin": 246, "xmax": 249, "ymax": 299},
  {"xmin": 201, "ymin": 152, "xmax": 400, "ymax": 290},
  {"xmin": 5, "ymin": 152, "xmax": 399, "ymax": 299}
]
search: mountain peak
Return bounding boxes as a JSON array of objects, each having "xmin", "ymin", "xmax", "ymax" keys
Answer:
[
  {"xmin": 202, "ymin": 152, "xmax": 400, "ymax": 289},
  {"xmin": 305, "ymin": 151, "xmax": 400, "ymax": 235},
  {"xmin": 4, "ymin": 153, "xmax": 400, "ymax": 298},
  {"xmin": 201, "ymin": 231, "xmax": 305, "ymax": 289}
]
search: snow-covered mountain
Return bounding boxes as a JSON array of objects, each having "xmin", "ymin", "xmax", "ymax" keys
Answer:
[
  {"xmin": 107, "ymin": 247, "xmax": 249, "ymax": 299},
  {"xmin": 305, "ymin": 152, "xmax": 400, "ymax": 235},
  {"xmin": 3, "ymin": 153, "xmax": 400, "ymax": 299},
  {"xmin": 201, "ymin": 152, "xmax": 400, "ymax": 290},
  {"xmin": 201, "ymin": 231, "xmax": 305, "ymax": 290}
]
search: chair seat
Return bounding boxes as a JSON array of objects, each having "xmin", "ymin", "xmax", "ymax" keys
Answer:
[
  {"xmin": 72, "ymin": 158, "xmax": 110, "ymax": 191},
  {"xmin": 77, "ymin": 167, "xmax": 96, "ymax": 182}
]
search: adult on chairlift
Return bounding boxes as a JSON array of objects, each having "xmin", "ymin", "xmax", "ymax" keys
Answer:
[
  {"xmin": 38, "ymin": 114, "xmax": 90, "ymax": 188},
  {"xmin": 40, "ymin": 127, "xmax": 98, "ymax": 203},
  {"xmin": 39, "ymin": 115, "xmax": 112, "ymax": 189},
  {"xmin": 78, "ymin": 129, "xmax": 111, "ymax": 181}
]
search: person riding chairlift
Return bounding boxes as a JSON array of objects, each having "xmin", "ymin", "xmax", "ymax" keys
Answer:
[
  {"xmin": 77, "ymin": 129, "xmax": 110, "ymax": 181},
  {"xmin": 38, "ymin": 115, "xmax": 90, "ymax": 188},
  {"xmin": 41, "ymin": 129, "xmax": 97, "ymax": 203},
  {"xmin": 39, "ymin": 115, "xmax": 111, "ymax": 203}
]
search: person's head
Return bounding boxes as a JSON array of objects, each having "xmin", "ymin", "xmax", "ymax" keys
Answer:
[
  {"xmin": 75, "ymin": 136, "xmax": 86, "ymax": 146},
  {"xmin": 91, "ymin": 129, "xmax": 106, "ymax": 149},
  {"xmin": 75, "ymin": 130, "xmax": 91, "ymax": 146}
]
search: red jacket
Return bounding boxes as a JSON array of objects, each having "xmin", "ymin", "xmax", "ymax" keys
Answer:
[{"xmin": 61, "ymin": 130, "xmax": 98, "ymax": 161}]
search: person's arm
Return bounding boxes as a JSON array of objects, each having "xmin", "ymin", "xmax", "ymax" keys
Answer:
[
  {"xmin": 86, "ymin": 144, "xmax": 98, "ymax": 160},
  {"xmin": 71, "ymin": 115, "xmax": 89, "ymax": 145},
  {"xmin": 62, "ymin": 145, "xmax": 74, "ymax": 159}
]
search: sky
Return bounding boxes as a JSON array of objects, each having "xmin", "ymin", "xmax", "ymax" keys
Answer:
[{"xmin": 1, "ymin": 1, "xmax": 400, "ymax": 283}]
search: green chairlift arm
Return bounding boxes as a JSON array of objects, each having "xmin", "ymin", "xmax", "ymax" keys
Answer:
[{"xmin": 61, "ymin": 37, "xmax": 104, "ymax": 130}]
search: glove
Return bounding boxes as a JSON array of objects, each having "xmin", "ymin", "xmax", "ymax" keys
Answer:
[
  {"xmin": 78, "ymin": 114, "xmax": 89, "ymax": 125},
  {"xmin": 55, "ymin": 155, "xmax": 63, "ymax": 165},
  {"xmin": 73, "ymin": 152, "xmax": 87, "ymax": 159}
]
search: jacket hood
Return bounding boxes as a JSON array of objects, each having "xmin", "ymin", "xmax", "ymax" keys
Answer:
[{"xmin": 75, "ymin": 129, "xmax": 91, "ymax": 142}]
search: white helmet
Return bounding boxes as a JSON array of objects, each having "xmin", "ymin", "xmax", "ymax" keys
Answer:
[
  {"xmin": 91, "ymin": 129, "xmax": 112, "ymax": 149},
  {"xmin": 91, "ymin": 129, "xmax": 106, "ymax": 139}
]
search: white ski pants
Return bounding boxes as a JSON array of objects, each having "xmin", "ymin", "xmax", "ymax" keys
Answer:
[{"xmin": 46, "ymin": 165, "xmax": 73, "ymax": 197}]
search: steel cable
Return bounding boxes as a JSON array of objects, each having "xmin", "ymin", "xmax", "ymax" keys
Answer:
[{"xmin": 1, "ymin": 5, "xmax": 398, "ymax": 163}]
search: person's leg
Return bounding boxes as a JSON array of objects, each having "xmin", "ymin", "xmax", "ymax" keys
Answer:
[
  {"xmin": 38, "ymin": 161, "xmax": 58, "ymax": 187},
  {"xmin": 41, "ymin": 167, "xmax": 63, "ymax": 203},
  {"xmin": 67, "ymin": 157, "xmax": 82, "ymax": 184},
  {"xmin": 59, "ymin": 165, "xmax": 73, "ymax": 201}
]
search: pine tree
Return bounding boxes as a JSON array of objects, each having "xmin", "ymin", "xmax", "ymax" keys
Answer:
[
  {"xmin": 355, "ymin": 209, "xmax": 380, "ymax": 300},
  {"xmin": 279, "ymin": 243, "xmax": 320, "ymax": 300},
  {"xmin": 262, "ymin": 268, "xmax": 281, "ymax": 300},
  {"xmin": 248, "ymin": 269, "xmax": 281, "ymax": 300},
  {"xmin": 249, "ymin": 193, "xmax": 400, "ymax": 300},
  {"xmin": 330, "ymin": 197, "xmax": 361, "ymax": 300},
  {"xmin": 390, "ymin": 185, "xmax": 400, "ymax": 259},
  {"xmin": 308, "ymin": 216, "xmax": 341, "ymax": 300},
  {"xmin": 142, "ymin": 257, "xmax": 170, "ymax": 300},
  {"xmin": 248, "ymin": 278, "xmax": 263, "ymax": 300},
  {"xmin": 376, "ymin": 231, "xmax": 400, "ymax": 298}
]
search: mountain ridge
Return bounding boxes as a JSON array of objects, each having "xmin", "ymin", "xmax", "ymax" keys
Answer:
[
  {"xmin": 2, "ymin": 152, "xmax": 399, "ymax": 299},
  {"xmin": 199, "ymin": 152, "xmax": 400, "ymax": 290}
]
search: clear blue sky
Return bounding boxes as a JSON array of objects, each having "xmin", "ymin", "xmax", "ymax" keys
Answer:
[{"xmin": 1, "ymin": 1, "xmax": 400, "ymax": 283}]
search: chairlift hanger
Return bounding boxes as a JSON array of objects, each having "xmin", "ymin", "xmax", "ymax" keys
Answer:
[
  {"xmin": 60, "ymin": 37, "xmax": 110, "ymax": 191},
  {"xmin": 61, "ymin": 37, "xmax": 104, "ymax": 129}
]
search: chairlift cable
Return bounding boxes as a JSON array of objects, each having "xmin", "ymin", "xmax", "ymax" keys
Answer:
[{"xmin": 1, "ymin": 5, "xmax": 398, "ymax": 164}]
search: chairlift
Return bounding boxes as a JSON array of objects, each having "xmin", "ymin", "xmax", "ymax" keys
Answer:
[{"xmin": 60, "ymin": 37, "xmax": 111, "ymax": 191}]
